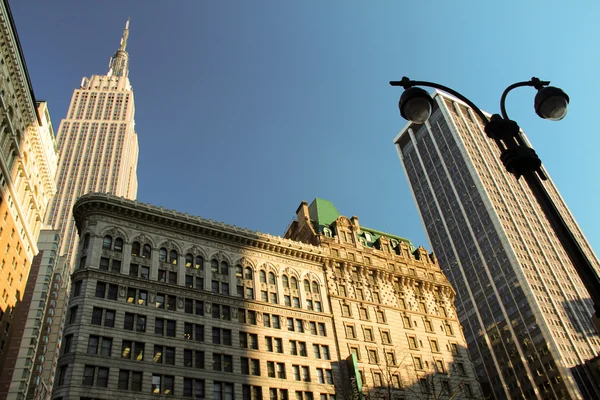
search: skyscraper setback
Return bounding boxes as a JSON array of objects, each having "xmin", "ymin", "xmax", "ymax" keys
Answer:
[
  {"xmin": 46, "ymin": 19, "xmax": 139, "ymax": 267},
  {"xmin": 394, "ymin": 91, "xmax": 600, "ymax": 399}
]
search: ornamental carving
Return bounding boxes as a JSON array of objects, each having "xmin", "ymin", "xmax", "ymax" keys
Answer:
[
  {"xmin": 102, "ymin": 227, "xmax": 126, "ymax": 239},
  {"xmin": 211, "ymin": 251, "xmax": 231, "ymax": 263},
  {"xmin": 132, "ymin": 233, "xmax": 153, "ymax": 245},
  {"xmin": 205, "ymin": 303, "xmax": 212, "ymax": 313},
  {"xmin": 235, "ymin": 256, "xmax": 255, "ymax": 268},
  {"xmin": 159, "ymin": 239, "xmax": 180, "ymax": 251}
]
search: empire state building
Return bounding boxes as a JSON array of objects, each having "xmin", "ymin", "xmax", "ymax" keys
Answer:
[{"xmin": 47, "ymin": 19, "xmax": 139, "ymax": 266}]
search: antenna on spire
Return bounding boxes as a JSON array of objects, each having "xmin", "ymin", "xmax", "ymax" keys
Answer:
[
  {"xmin": 120, "ymin": 18, "xmax": 130, "ymax": 51},
  {"xmin": 108, "ymin": 18, "xmax": 131, "ymax": 78}
]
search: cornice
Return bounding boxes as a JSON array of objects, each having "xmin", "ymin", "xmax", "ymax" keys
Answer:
[
  {"xmin": 73, "ymin": 193, "xmax": 326, "ymax": 264},
  {"xmin": 0, "ymin": 2, "xmax": 38, "ymax": 126}
]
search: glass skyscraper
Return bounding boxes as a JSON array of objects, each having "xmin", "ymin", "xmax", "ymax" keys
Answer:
[{"xmin": 394, "ymin": 91, "xmax": 600, "ymax": 399}]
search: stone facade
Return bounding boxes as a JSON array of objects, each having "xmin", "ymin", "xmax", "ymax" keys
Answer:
[
  {"xmin": 0, "ymin": 0, "xmax": 58, "ymax": 393},
  {"xmin": 53, "ymin": 194, "xmax": 481, "ymax": 400},
  {"xmin": 286, "ymin": 199, "xmax": 482, "ymax": 399}
]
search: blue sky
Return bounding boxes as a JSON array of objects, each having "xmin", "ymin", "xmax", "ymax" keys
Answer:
[{"xmin": 10, "ymin": 1, "xmax": 600, "ymax": 254}]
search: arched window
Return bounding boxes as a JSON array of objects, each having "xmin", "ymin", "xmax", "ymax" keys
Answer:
[
  {"xmin": 235, "ymin": 265, "xmax": 243, "ymax": 278},
  {"xmin": 159, "ymin": 248, "xmax": 167, "ymax": 262},
  {"xmin": 142, "ymin": 244, "xmax": 152, "ymax": 258},
  {"xmin": 290, "ymin": 277, "xmax": 298, "ymax": 289},
  {"xmin": 185, "ymin": 254, "xmax": 193, "ymax": 268},
  {"xmin": 169, "ymin": 250, "xmax": 178, "ymax": 265},
  {"xmin": 211, "ymin": 259, "xmax": 219, "ymax": 273},
  {"xmin": 195, "ymin": 256, "xmax": 203, "ymax": 270},
  {"xmin": 304, "ymin": 279, "xmax": 311, "ymax": 293},
  {"xmin": 83, "ymin": 234, "xmax": 90, "ymax": 250},
  {"xmin": 131, "ymin": 242, "xmax": 140, "ymax": 257},
  {"xmin": 114, "ymin": 238, "xmax": 123, "ymax": 252},
  {"xmin": 259, "ymin": 270, "xmax": 266, "ymax": 283},
  {"xmin": 102, "ymin": 235, "xmax": 112, "ymax": 250},
  {"xmin": 244, "ymin": 267, "xmax": 253, "ymax": 280},
  {"xmin": 220, "ymin": 261, "xmax": 228, "ymax": 275},
  {"xmin": 282, "ymin": 275, "xmax": 289, "ymax": 288},
  {"xmin": 268, "ymin": 272, "xmax": 276, "ymax": 285},
  {"xmin": 312, "ymin": 281, "xmax": 320, "ymax": 294}
]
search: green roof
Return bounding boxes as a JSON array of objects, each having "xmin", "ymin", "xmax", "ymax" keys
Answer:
[
  {"xmin": 307, "ymin": 198, "xmax": 414, "ymax": 249},
  {"xmin": 308, "ymin": 198, "xmax": 341, "ymax": 228}
]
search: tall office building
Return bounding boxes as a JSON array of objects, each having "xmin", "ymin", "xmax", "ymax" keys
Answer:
[
  {"xmin": 46, "ymin": 19, "xmax": 139, "ymax": 268},
  {"xmin": 394, "ymin": 90, "xmax": 600, "ymax": 399},
  {"xmin": 51, "ymin": 194, "xmax": 482, "ymax": 399},
  {"xmin": 0, "ymin": 0, "xmax": 58, "ymax": 386}
]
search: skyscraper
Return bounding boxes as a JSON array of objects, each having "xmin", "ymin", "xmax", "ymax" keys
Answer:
[
  {"xmin": 394, "ymin": 90, "xmax": 600, "ymax": 399},
  {"xmin": 46, "ymin": 19, "xmax": 139, "ymax": 268}
]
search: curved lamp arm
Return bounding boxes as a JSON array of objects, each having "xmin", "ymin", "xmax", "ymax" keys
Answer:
[
  {"xmin": 500, "ymin": 77, "xmax": 549, "ymax": 120},
  {"xmin": 390, "ymin": 77, "xmax": 489, "ymax": 124}
]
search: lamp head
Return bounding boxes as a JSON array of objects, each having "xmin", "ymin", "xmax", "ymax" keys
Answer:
[
  {"xmin": 399, "ymin": 87, "xmax": 433, "ymax": 124},
  {"xmin": 534, "ymin": 86, "xmax": 569, "ymax": 121}
]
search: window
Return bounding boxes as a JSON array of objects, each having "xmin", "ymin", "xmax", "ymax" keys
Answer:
[
  {"xmin": 63, "ymin": 335, "xmax": 73, "ymax": 354},
  {"xmin": 102, "ymin": 235, "xmax": 112, "ymax": 250},
  {"xmin": 381, "ymin": 330, "xmax": 391, "ymax": 344},
  {"xmin": 118, "ymin": 370, "xmax": 129, "ymax": 390},
  {"xmin": 152, "ymin": 374, "xmax": 174, "ymax": 395},
  {"xmin": 318, "ymin": 323, "xmax": 327, "ymax": 336},
  {"xmin": 386, "ymin": 352, "xmax": 396, "ymax": 366},
  {"xmin": 83, "ymin": 365, "xmax": 95, "ymax": 386},
  {"xmin": 91, "ymin": 307, "xmax": 103, "ymax": 325},
  {"xmin": 166, "ymin": 320, "xmax": 176, "ymax": 337},
  {"xmin": 131, "ymin": 242, "xmax": 141, "ymax": 256},
  {"xmin": 213, "ymin": 328, "xmax": 232, "ymax": 346},
  {"xmin": 101, "ymin": 337, "xmax": 112, "ymax": 356},
  {"xmin": 408, "ymin": 336, "xmax": 417, "ymax": 349},
  {"xmin": 431, "ymin": 340, "xmax": 440, "ymax": 352},
  {"xmin": 87, "ymin": 336, "xmax": 99, "ymax": 355},
  {"xmin": 302, "ymin": 366, "xmax": 310, "ymax": 382},
  {"xmin": 275, "ymin": 338, "xmax": 283, "ymax": 353},
  {"xmin": 213, "ymin": 354, "xmax": 233, "ymax": 372},
  {"xmin": 260, "ymin": 270, "xmax": 266, "ymax": 283},
  {"xmin": 403, "ymin": 316, "xmax": 412, "ymax": 328},
  {"xmin": 368, "ymin": 349, "xmax": 378, "ymax": 364},
  {"xmin": 359, "ymin": 307, "xmax": 368, "ymax": 320},
  {"xmin": 376, "ymin": 310, "xmax": 385, "ymax": 323},
  {"xmin": 214, "ymin": 381, "xmax": 234, "ymax": 400},
  {"xmin": 142, "ymin": 244, "xmax": 152, "ymax": 258},
  {"xmin": 293, "ymin": 365, "xmax": 300, "ymax": 381},
  {"xmin": 268, "ymin": 272, "xmax": 276, "ymax": 285},
  {"xmin": 277, "ymin": 362, "xmax": 286, "ymax": 378},
  {"xmin": 282, "ymin": 275, "xmax": 289, "ymax": 287},
  {"xmin": 184, "ymin": 378, "xmax": 205, "ymax": 398},
  {"xmin": 414, "ymin": 356, "xmax": 423, "ymax": 370},
  {"xmin": 345, "ymin": 325, "xmax": 356, "ymax": 338}
]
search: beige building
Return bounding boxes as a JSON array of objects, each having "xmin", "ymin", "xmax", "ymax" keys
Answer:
[
  {"xmin": 0, "ymin": 0, "xmax": 58, "ymax": 384},
  {"xmin": 286, "ymin": 199, "xmax": 482, "ymax": 399},
  {"xmin": 0, "ymin": 229, "xmax": 67, "ymax": 400},
  {"xmin": 52, "ymin": 194, "xmax": 481, "ymax": 400},
  {"xmin": 394, "ymin": 91, "xmax": 600, "ymax": 399},
  {"xmin": 45, "ymin": 19, "xmax": 138, "ymax": 269}
]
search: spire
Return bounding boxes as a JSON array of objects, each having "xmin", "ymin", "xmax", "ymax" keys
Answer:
[{"xmin": 108, "ymin": 18, "xmax": 130, "ymax": 78}]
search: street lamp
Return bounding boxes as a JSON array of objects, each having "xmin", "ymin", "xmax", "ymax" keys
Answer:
[{"xmin": 390, "ymin": 76, "xmax": 600, "ymax": 319}]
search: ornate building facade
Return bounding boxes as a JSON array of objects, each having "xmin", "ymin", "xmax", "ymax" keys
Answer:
[
  {"xmin": 285, "ymin": 199, "xmax": 482, "ymax": 399},
  {"xmin": 53, "ymin": 194, "xmax": 481, "ymax": 400},
  {"xmin": 0, "ymin": 0, "xmax": 58, "ymax": 392},
  {"xmin": 394, "ymin": 91, "xmax": 600, "ymax": 399}
]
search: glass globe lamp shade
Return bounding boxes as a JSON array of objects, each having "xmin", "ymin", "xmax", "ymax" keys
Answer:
[
  {"xmin": 534, "ymin": 86, "xmax": 569, "ymax": 121},
  {"xmin": 399, "ymin": 87, "xmax": 433, "ymax": 124}
]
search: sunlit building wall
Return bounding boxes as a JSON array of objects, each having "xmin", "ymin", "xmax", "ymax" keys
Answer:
[
  {"xmin": 45, "ymin": 19, "xmax": 139, "ymax": 270},
  {"xmin": 0, "ymin": 0, "xmax": 58, "ymax": 388},
  {"xmin": 394, "ymin": 90, "xmax": 600, "ymax": 399}
]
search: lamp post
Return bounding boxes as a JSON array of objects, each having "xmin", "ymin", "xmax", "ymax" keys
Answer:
[{"xmin": 390, "ymin": 77, "xmax": 600, "ymax": 319}]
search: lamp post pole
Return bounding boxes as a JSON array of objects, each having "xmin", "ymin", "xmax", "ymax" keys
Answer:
[{"xmin": 390, "ymin": 77, "xmax": 600, "ymax": 319}]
